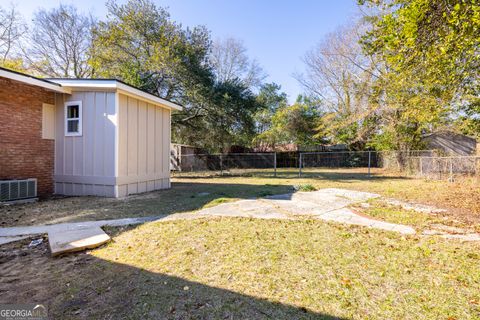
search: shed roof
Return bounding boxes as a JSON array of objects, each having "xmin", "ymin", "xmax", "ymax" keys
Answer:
[
  {"xmin": 48, "ymin": 78, "xmax": 182, "ymax": 110},
  {"xmin": 0, "ymin": 67, "xmax": 182, "ymax": 110}
]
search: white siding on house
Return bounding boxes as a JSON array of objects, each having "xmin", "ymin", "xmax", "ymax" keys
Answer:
[
  {"xmin": 117, "ymin": 93, "xmax": 171, "ymax": 197},
  {"xmin": 54, "ymin": 91, "xmax": 117, "ymax": 196}
]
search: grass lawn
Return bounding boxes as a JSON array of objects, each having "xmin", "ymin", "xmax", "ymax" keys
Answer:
[
  {"xmin": 1, "ymin": 168, "xmax": 479, "ymax": 227},
  {"xmin": 1, "ymin": 218, "xmax": 479, "ymax": 319},
  {"xmin": 174, "ymin": 167, "xmax": 480, "ymax": 228},
  {"xmin": 2, "ymin": 168, "xmax": 480, "ymax": 318}
]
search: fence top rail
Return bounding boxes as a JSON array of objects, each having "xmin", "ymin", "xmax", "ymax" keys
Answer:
[
  {"xmin": 179, "ymin": 152, "xmax": 276, "ymax": 157},
  {"xmin": 409, "ymin": 155, "xmax": 480, "ymax": 159},
  {"xmin": 301, "ymin": 150, "xmax": 436, "ymax": 155},
  {"xmin": 300, "ymin": 150, "xmax": 375, "ymax": 155}
]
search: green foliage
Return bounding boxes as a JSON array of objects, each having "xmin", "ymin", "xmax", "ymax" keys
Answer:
[
  {"xmin": 174, "ymin": 79, "xmax": 261, "ymax": 151},
  {"xmin": 254, "ymin": 83, "xmax": 288, "ymax": 134},
  {"xmin": 0, "ymin": 58, "xmax": 26, "ymax": 72},
  {"xmin": 294, "ymin": 184, "xmax": 317, "ymax": 192},
  {"xmin": 255, "ymin": 98, "xmax": 323, "ymax": 149},
  {"xmin": 91, "ymin": 0, "xmax": 211, "ymax": 100},
  {"xmin": 90, "ymin": 0, "xmax": 260, "ymax": 151},
  {"xmin": 358, "ymin": 0, "xmax": 480, "ymax": 148}
]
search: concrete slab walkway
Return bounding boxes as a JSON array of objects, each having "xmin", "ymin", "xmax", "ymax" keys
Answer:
[
  {"xmin": 197, "ymin": 188, "xmax": 415, "ymax": 235},
  {"xmin": 5, "ymin": 187, "xmax": 473, "ymax": 253}
]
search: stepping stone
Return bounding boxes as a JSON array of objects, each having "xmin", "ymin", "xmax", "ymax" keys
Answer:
[{"xmin": 48, "ymin": 226, "xmax": 110, "ymax": 257}]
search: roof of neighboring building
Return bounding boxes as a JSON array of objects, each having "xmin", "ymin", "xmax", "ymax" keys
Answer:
[
  {"xmin": 422, "ymin": 130, "xmax": 477, "ymax": 141},
  {"xmin": 0, "ymin": 67, "xmax": 182, "ymax": 110}
]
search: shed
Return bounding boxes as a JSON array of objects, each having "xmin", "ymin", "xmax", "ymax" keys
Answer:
[
  {"xmin": 0, "ymin": 67, "xmax": 182, "ymax": 199},
  {"xmin": 422, "ymin": 131, "xmax": 477, "ymax": 156}
]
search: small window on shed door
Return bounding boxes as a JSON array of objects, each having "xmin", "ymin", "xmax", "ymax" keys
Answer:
[
  {"xmin": 65, "ymin": 101, "xmax": 82, "ymax": 136},
  {"xmin": 42, "ymin": 103, "xmax": 55, "ymax": 139}
]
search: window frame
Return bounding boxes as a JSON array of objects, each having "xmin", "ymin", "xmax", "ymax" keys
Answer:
[{"xmin": 64, "ymin": 101, "xmax": 82, "ymax": 137}]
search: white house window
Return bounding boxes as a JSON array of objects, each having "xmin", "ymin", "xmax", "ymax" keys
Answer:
[{"xmin": 65, "ymin": 101, "xmax": 82, "ymax": 136}]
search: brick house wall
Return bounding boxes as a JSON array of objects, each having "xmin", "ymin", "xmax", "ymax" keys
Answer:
[{"xmin": 0, "ymin": 77, "xmax": 56, "ymax": 197}]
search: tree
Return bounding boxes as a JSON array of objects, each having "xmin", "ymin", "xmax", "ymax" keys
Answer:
[
  {"xmin": 173, "ymin": 79, "xmax": 260, "ymax": 151},
  {"xmin": 91, "ymin": 0, "xmax": 211, "ymax": 101},
  {"xmin": 359, "ymin": 0, "xmax": 480, "ymax": 141},
  {"xmin": 0, "ymin": 5, "xmax": 26, "ymax": 65},
  {"xmin": 210, "ymin": 37, "xmax": 267, "ymax": 89},
  {"xmin": 91, "ymin": 0, "xmax": 261, "ymax": 151},
  {"xmin": 26, "ymin": 4, "xmax": 95, "ymax": 77},
  {"xmin": 255, "ymin": 97, "xmax": 322, "ymax": 149},
  {"xmin": 297, "ymin": 22, "xmax": 380, "ymax": 149},
  {"xmin": 254, "ymin": 83, "xmax": 288, "ymax": 134}
]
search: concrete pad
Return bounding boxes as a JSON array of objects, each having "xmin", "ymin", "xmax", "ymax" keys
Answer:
[
  {"xmin": 384, "ymin": 198, "xmax": 447, "ymax": 214},
  {"xmin": 199, "ymin": 200, "xmax": 290, "ymax": 219},
  {"xmin": 430, "ymin": 224, "xmax": 473, "ymax": 234},
  {"xmin": 320, "ymin": 188, "xmax": 380, "ymax": 201},
  {"xmin": 48, "ymin": 226, "xmax": 110, "ymax": 257},
  {"xmin": 440, "ymin": 233, "xmax": 480, "ymax": 242},
  {"xmin": 0, "ymin": 188, "xmax": 434, "ymax": 246},
  {"xmin": 314, "ymin": 208, "xmax": 416, "ymax": 235},
  {"xmin": 265, "ymin": 189, "xmax": 379, "ymax": 216},
  {"xmin": 0, "ymin": 215, "xmax": 167, "ymax": 237}
]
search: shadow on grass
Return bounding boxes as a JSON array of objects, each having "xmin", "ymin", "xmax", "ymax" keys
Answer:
[
  {"xmin": 0, "ymin": 168, "xmax": 410, "ymax": 227},
  {"xmin": 0, "ymin": 182, "xmax": 295, "ymax": 226},
  {"xmin": 174, "ymin": 169, "xmax": 411, "ymax": 182},
  {"xmin": 0, "ymin": 237, "xmax": 347, "ymax": 319}
]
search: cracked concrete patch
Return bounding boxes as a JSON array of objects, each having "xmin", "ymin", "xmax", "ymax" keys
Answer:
[
  {"xmin": 429, "ymin": 224, "xmax": 474, "ymax": 234},
  {"xmin": 440, "ymin": 233, "xmax": 480, "ymax": 241},
  {"xmin": 422, "ymin": 223, "xmax": 480, "ymax": 241},
  {"xmin": 2, "ymin": 188, "xmax": 478, "ymax": 252},
  {"xmin": 196, "ymin": 188, "xmax": 414, "ymax": 235},
  {"xmin": 384, "ymin": 198, "xmax": 447, "ymax": 214}
]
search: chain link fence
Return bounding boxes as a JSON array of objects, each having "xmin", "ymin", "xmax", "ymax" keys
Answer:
[
  {"xmin": 171, "ymin": 153, "xmax": 277, "ymax": 177},
  {"xmin": 407, "ymin": 156, "xmax": 480, "ymax": 181},
  {"xmin": 171, "ymin": 150, "xmax": 480, "ymax": 181},
  {"xmin": 298, "ymin": 151, "xmax": 378, "ymax": 177}
]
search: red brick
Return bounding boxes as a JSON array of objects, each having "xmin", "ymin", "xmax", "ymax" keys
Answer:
[{"xmin": 0, "ymin": 78, "xmax": 55, "ymax": 197}]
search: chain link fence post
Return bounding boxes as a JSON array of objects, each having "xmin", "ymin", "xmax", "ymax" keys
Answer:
[
  {"xmin": 298, "ymin": 152, "xmax": 302, "ymax": 177},
  {"xmin": 475, "ymin": 157, "xmax": 478, "ymax": 185},
  {"xmin": 368, "ymin": 151, "xmax": 371, "ymax": 178},
  {"xmin": 449, "ymin": 158, "xmax": 453, "ymax": 182},
  {"xmin": 220, "ymin": 154, "xmax": 223, "ymax": 176},
  {"xmin": 420, "ymin": 157, "xmax": 423, "ymax": 177},
  {"xmin": 273, "ymin": 152, "xmax": 277, "ymax": 177}
]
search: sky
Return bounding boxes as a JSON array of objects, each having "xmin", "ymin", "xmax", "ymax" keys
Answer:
[{"xmin": 7, "ymin": 0, "xmax": 360, "ymax": 103}]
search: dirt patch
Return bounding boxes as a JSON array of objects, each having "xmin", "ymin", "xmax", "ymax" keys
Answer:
[
  {"xmin": 0, "ymin": 224, "xmax": 333, "ymax": 319},
  {"xmin": 0, "ymin": 236, "xmax": 89, "ymax": 304},
  {"xmin": 0, "ymin": 236, "xmax": 139, "ymax": 318}
]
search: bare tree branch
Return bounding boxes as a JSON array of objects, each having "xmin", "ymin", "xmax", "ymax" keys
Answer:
[
  {"xmin": 210, "ymin": 37, "xmax": 267, "ymax": 88},
  {"xmin": 24, "ymin": 4, "xmax": 95, "ymax": 78},
  {"xmin": 0, "ymin": 5, "xmax": 26, "ymax": 63}
]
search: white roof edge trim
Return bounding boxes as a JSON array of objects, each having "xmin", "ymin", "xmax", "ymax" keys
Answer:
[
  {"xmin": 0, "ymin": 69, "xmax": 70, "ymax": 94},
  {"xmin": 49, "ymin": 79, "xmax": 117, "ymax": 89},
  {"xmin": 49, "ymin": 79, "xmax": 182, "ymax": 111},
  {"xmin": 116, "ymin": 83, "xmax": 182, "ymax": 111}
]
